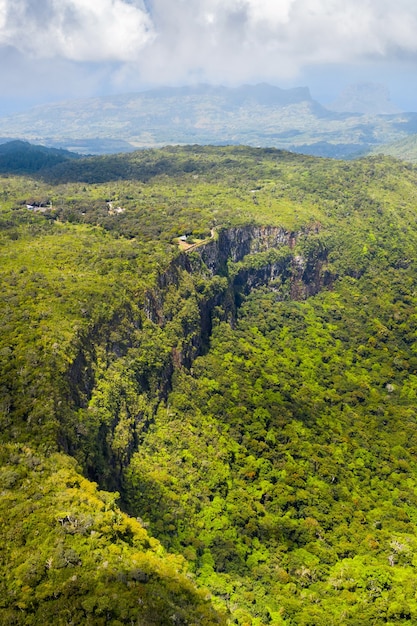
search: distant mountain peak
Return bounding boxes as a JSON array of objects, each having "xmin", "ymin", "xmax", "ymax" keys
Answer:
[{"xmin": 328, "ymin": 82, "xmax": 401, "ymax": 115}]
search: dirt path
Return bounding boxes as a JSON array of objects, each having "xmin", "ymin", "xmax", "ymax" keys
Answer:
[{"xmin": 177, "ymin": 228, "xmax": 216, "ymax": 252}]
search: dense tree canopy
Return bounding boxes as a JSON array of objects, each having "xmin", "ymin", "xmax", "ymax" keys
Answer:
[{"xmin": 2, "ymin": 146, "xmax": 417, "ymax": 623}]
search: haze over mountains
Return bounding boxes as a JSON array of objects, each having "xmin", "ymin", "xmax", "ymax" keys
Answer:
[
  {"xmin": 328, "ymin": 82, "xmax": 401, "ymax": 115},
  {"xmin": 0, "ymin": 82, "xmax": 415, "ymax": 159}
]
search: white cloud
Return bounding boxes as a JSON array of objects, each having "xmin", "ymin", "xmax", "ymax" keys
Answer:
[
  {"xmin": 1, "ymin": 0, "xmax": 417, "ymax": 108},
  {"xmin": 2, "ymin": 0, "xmax": 417, "ymax": 73},
  {"xmin": 122, "ymin": 0, "xmax": 417, "ymax": 86},
  {"xmin": 0, "ymin": 0, "xmax": 154, "ymax": 62}
]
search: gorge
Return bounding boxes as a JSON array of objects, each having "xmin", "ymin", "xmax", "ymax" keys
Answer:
[{"xmin": 2, "ymin": 145, "xmax": 417, "ymax": 624}]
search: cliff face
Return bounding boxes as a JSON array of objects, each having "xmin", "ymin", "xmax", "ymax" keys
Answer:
[
  {"xmin": 196, "ymin": 225, "xmax": 297, "ymax": 273},
  {"xmin": 66, "ymin": 224, "xmax": 330, "ymax": 487},
  {"xmin": 147, "ymin": 223, "xmax": 327, "ymax": 323}
]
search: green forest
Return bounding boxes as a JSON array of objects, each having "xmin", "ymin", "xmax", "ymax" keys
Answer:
[{"xmin": 2, "ymin": 144, "xmax": 417, "ymax": 624}]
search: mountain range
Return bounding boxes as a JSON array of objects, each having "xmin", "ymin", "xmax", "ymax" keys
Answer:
[{"xmin": 0, "ymin": 82, "xmax": 416, "ymax": 158}]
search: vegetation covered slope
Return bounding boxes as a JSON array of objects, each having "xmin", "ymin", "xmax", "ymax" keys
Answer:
[
  {"xmin": 0, "ymin": 445, "xmax": 224, "ymax": 625},
  {"xmin": 2, "ymin": 146, "xmax": 417, "ymax": 623},
  {"xmin": 0, "ymin": 140, "xmax": 79, "ymax": 174},
  {"xmin": 373, "ymin": 135, "xmax": 417, "ymax": 163}
]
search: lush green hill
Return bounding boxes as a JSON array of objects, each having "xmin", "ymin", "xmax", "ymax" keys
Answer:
[
  {"xmin": 2, "ymin": 146, "xmax": 417, "ymax": 623},
  {"xmin": 0, "ymin": 140, "xmax": 79, "ymax": 174}
]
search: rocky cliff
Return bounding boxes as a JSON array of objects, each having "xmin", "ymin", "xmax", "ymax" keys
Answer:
[{"xmin": 66, "ymin": 224, "xmax": 331, "ymax": 488}]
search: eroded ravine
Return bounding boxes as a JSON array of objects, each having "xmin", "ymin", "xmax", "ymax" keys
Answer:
[{"xmin": 64, "ymin": 224, "xmax": 330, "ymax": 491}]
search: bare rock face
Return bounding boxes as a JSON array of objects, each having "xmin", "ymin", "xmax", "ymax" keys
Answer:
[
  {"xmin": 143, "ymin": 224, "xmax": 330, "ymax": 364},
  {"xmin": 196, "ymin": 225, "xmax": 296, "ymax": 272}
]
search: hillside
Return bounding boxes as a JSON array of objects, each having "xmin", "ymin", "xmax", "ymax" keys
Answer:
[
  {"xmin": 0, "ymin": 140, "xmax": 80, "ymax": 174},
  {"xmin": 0, "ymin": 83, "xmax": 415, "ymax": 158},
  {"xmin": 373, "ymin": 134, "xmax": 417, "ymax": 163},
  {"xmin": 2, "ymin": 146, "xmax": 417, "ymax": 623}
]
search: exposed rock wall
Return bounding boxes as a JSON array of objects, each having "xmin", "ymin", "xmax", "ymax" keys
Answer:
[
  {"xmin": 140, "ymin": 224, "xmax": 330, "ymax": 378},
  {"xmin": 195, "ymin": 225, "xmax": 298, "ymax": 274},
  {"xmin": 66, "ymin": 224, "xmax": 330, "ymax": 487}
]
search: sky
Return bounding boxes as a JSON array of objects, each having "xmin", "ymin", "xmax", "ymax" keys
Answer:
[{"xmin": 1, "ymin": 0, "xmax": 417, "ymax": 114}]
